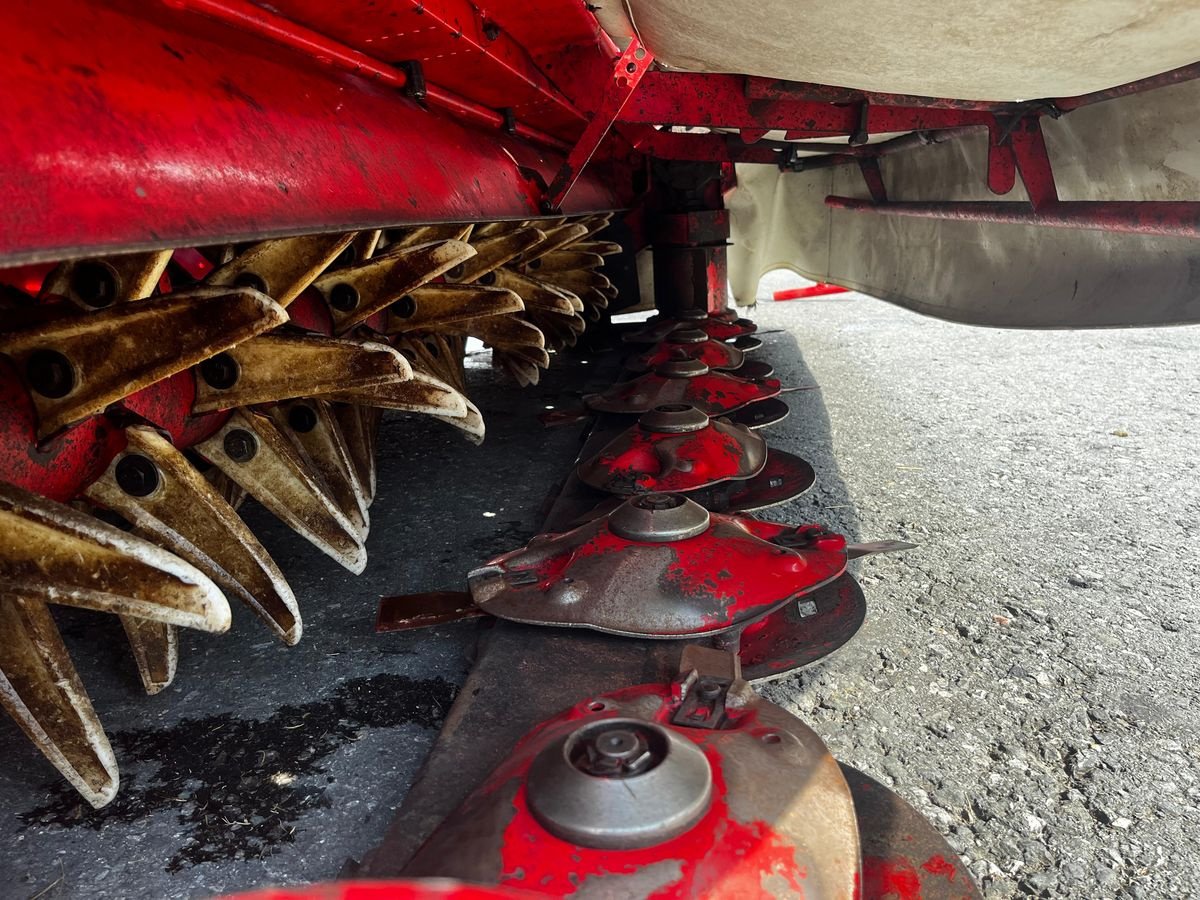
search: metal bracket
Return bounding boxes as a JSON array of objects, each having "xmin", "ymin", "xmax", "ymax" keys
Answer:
[
  {"xmin": 671, "ymin": 645, "xmax": 752, "ymax": 730},
  {"xmin": 397, "ymin": 60, "xmax": 427, "ymax": 102},
  {"xmin": 544, "ymin": 37, "xmax": 655, "ymax": 211}
]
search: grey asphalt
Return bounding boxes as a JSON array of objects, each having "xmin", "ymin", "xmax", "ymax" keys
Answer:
[
  {"xmin": 753, "ymin": 272, "xmax": 1200, "ymax": 899},
  {"xmin": 3, "ymin": 280, "xmax": 1198, "ymax": 899}
]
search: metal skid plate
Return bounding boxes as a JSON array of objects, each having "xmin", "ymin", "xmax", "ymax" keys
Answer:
[
  {"xmin": 576, "ymin": 404, "xmax": 767, "ymax": 495},
  {"xmin": 468, "ymin": 495, "xmax": 848, "ymax": 638},
  {"xmin": 402, "ymin": 681, "xmax": 863, "ymax": 899},
  {"xmin": 739, "ymin": 573, "xmax": 866, "ymax": 682}
]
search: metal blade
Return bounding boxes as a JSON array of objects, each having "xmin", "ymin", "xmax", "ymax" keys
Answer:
[
  {"xmin": 0, "ymin": 286, "xmax": 287, "ymax": 437},
  {"xmin": 84, "ymin": 425, "xmax": 302, "ymax": 644}
]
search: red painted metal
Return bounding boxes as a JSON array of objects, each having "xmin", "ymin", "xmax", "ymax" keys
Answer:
[
  {"xmin": 577, "ymin": 410, "xmax": 766, "ymax": 494},
  {"xmin": 119, "ymin": 373, "xmax": 230, "ymax": 449},
  {"xmin": 261, "ymin": 0, "xmax": 586, "ymax": 132},
  {"xmin": 471, "ymin": 505, "xmax": 847, "ymax": 637},
  {"xmin": 0, "ymin": 358, "xmax": 125, "ymax": 502},
  {"xmin": 1007, "ymin": 118, "xmax": 1058, "ymax": 209},
  {"xmin": 0, "ymin": 0, "xmax": 626, "ymax": 266},
  {"xmin": 824, "ymin": 197, "xmax": 1200, "ymax": 237},
  {"xmin": 629, "ymin": 335, "xmax": 745, "ymax": 372},
  {"xmin": 547, "ymin": 38, "xmax": 654, "ymax": 209},
  {"xmin": 621, "ymin": 72, "xmax": 995, "ymax": 135},
  {"xmin": 225, "ymin": 881, "xmax": 530, "ymax": 899},
  {"xmin": 773, "ymin": 283, "xmax": 850, "ymax": 301},
  {"xmin": 624, "ymin": 314, "xmax": 758, "ymax": 345},
  {"xmin": 587, "ymin": 368, "xmax": 781, "ymax": 417},
  {"xmin": 746, "ymin": 60, "xmax": 1200, "ymax": 114}
]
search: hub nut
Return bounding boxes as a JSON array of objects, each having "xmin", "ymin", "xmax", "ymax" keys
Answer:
[
  {"xmin": 526, "ymin": 718, "xmax": 712, "ymax": 849},
  {"xmin": 607, "ymin": 492, "xmax": 711, "ymax": 543}
]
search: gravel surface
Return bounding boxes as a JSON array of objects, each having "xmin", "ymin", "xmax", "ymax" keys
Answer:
[{"xmin": 753, "ymin": 272, "xmax": 1200, "ymax": 899}]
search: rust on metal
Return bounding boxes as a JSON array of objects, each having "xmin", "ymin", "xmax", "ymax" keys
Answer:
[
  {"xmin": 41, "ymin": 250, "xmax": 173, "ymax": 308},
  {"xmin": 0, "ymin": 286, "xmax": 286, "ymax": 437},
  {"xmin": 84, "ymin": 425, "xmax": 302, "ymax": 644},
  {"xmin": 206, "ymin": 232, "xmax": 356, "ymax": 307},
  {"xmin": 383, "ymin": 284, "xmax": 525, "ymax": 334},
  {"xmin": 194, "ymin": 410, "xmax": 367, "ymax": 573},
  {"xmin": 376, "ymin": 591, "xmax": 484, "ymax": 632},
  {"xmin": 315, "ymin": 239, "xmax": 477, "ymax": 333},
  {"xmin": 192, "ymin": 333, "xmax": 412, "ymax": 413},
  {"xmin": 271, "ymin": 399, "xmax": 371, "ymax": 539}
]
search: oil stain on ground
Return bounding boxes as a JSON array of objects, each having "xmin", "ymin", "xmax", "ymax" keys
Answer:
[{"xmin": 19, "ymin": 673, "xmax": 456, "ymax": 872}]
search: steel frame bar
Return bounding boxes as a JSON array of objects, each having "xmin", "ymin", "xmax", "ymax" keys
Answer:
[
  {"xmin": 546, "ymin": 38, "xmax": 655, "ymax": 209},
  {"xmin": 823, "ymin": 198, "xmax": 1200, "ymax": 237},
  {"xmin": 620, "ymin": 72, "xmax": 996, "ymax": 134},
  {"xmin": 744, "ymin": 60, "xmax": 1200, "ymax": 113},
  {"xmin": 0, "ymin": 0, "xmax": 627, "ymax": 266}
]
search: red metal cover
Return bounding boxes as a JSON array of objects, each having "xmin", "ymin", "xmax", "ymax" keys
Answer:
[
  {"xmin": 627, "ymin": 329, "xmax": 746, "ymax": 372},
  {"xmin": 577, "ymin": 404, "xmax": 767, "ymax": 494},
  {"xmin": 468, "ymin": 494, "xmax": 847, "ymax": 638},
  {"xmin": 586, "ymin": 363, "xmax": 781, "ymax": 416},
  {"xmin": 403, "ymin": 680, "xmax": 861, "ymax": 898}
]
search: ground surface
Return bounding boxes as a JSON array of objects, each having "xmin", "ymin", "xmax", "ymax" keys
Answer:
[
  {"xmin": 3, "ymin": 281, "xmax": 1198, "ymax": 899},
  {"xmin": 753, "ymin": 273, "xmax": 1200, "ymax": 899}
]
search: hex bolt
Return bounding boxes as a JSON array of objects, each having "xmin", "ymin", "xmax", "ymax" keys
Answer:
[
  {"xmin": 391, "ymin": 294, "xmax": 417, "ymax": 319},
  {"xmin": 697, "ymin": 679, "xmax": 722, "ymax": 701},
  {"xmin": 114, "ymin": 454, "xmax": 161, "ymax": 498},
  {"xmin": 25, "ymin": 349, "xmax": 76, "ymax": 399},
  {"xmin": 69, "ymin": 261, "xmax": 119, "ymax": 309},
  {"xmin": 223, "ymin": 428, "xmax": 258, "ymax": 463},
  {"xmin": 329, "ymin": 282, "xmax": 360, "ymax": 312},
  {"xmin": 286, "ymin": 403, "xmax": 318, "ymax": 433},
  {"xmin": 199, "ymin": 352, "xmax": 240, "ymax": 390}
]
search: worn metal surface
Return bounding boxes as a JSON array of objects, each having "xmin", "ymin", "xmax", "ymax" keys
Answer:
[
  {"xmin": 84, "ymin": 425, "xmax": 302, "ymax": 644},
  {"xmin": 586, "ymin": 364, "xmax": 781, "ymax": 416},
  {"xmin": 739, "ymin": 574, "xmax": 867, "ymax": 683},
  {"xmin": 403, "ymin": 680, "xmax": 861, "ymax": 899},
  {"xmin": 846, "ymin": 764, "xmax": 984, "ymax": 900},
  {"xmin": 467, "ymin": 496, "xmax": 848, "ymax": 638},
  {"xmin": 577, "ymin": 405, "xmax": 766, "ymax": 494},
  {"xmin": 0, "ymin": 0, "xmax": 626, "ymax": 266},
  {"xmin": 0, "ymin": 483, "xmax": 231, "ymax": 807},
  {"xmin": 194, "ymin": 411, "xmax": 367, "ymax": 574},
  {"xmin": 0, "ymin": 288, "xmax": 285, "ymax": 438},
  {"xmin": 627, "ymin": 329, "xmax": 746, "ymax": 372}
]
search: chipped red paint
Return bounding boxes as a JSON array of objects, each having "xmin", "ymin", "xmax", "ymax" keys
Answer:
[
  {"xmin": 478, "ymin": 509, "xmax": 847, "ymax": 636},
  {"xmin": 630, "ymin": 337, "xmax": 744, "ymax": 372},
  {"xmin": 923, "ymin": 855, "xmax": 959, "ymax": 879},
  {"xmin": 861, "ymin": 856, "xmax": 922, "ymax": 900},
  {"xmin": 0, "ymin": 358, "xmax": 125, "ymax": 502},
  {"xmin": 225, "ymin": 881, "xmax": 534, "ymax": 899},
  {"xmin": 588, "ymin": 371, "xmax": 781, "ymax": 417},
  {"xmin": 579, "ymin": 419, "xmax": 760, "ymax": 494},
  {"xmin": 484, "ymin": 685, "xmax": 811, "ymax": 898}
]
